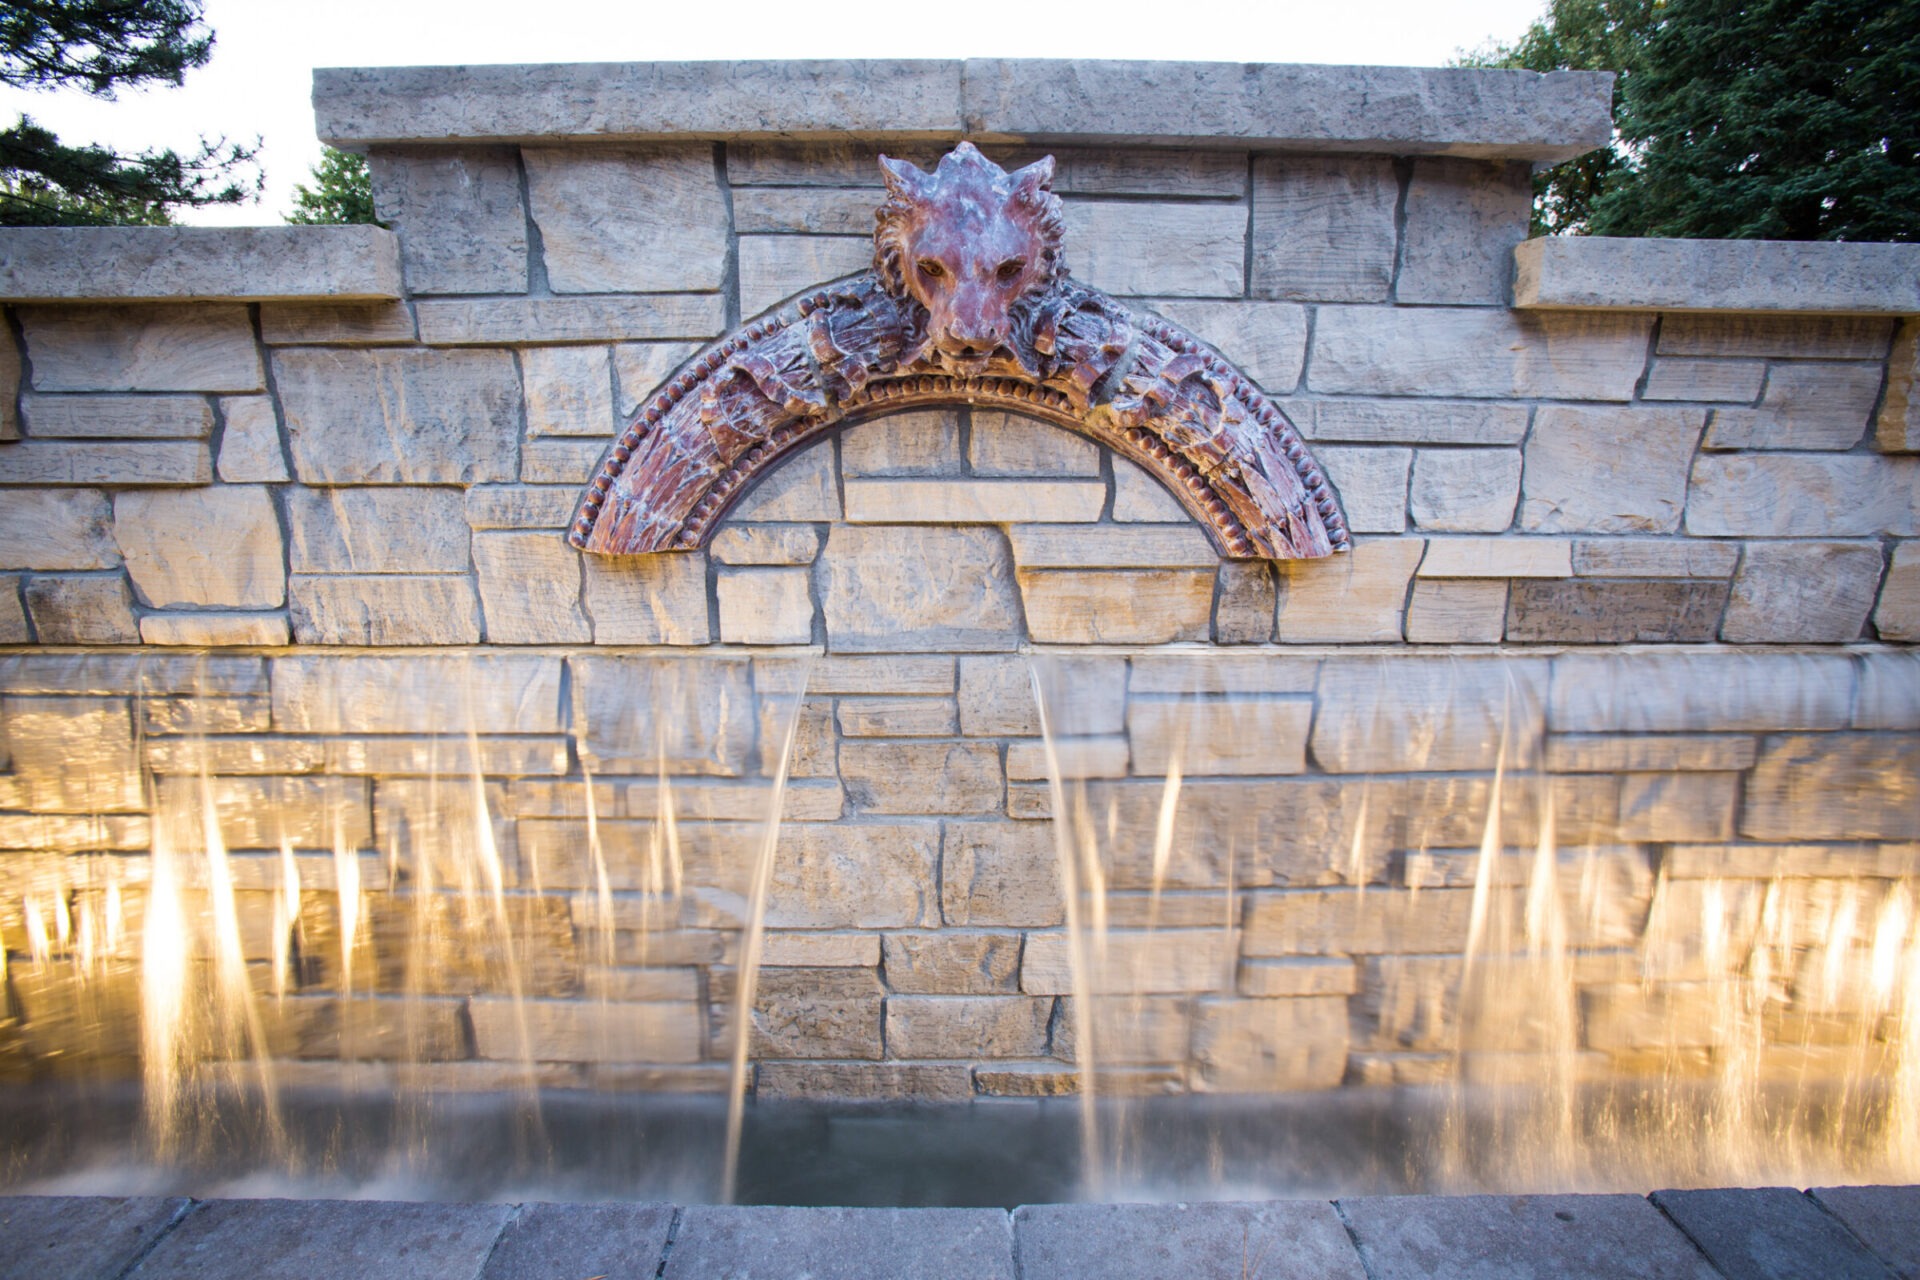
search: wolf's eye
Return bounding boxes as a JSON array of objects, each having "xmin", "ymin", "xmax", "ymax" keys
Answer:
[
  {"xmin": 916, "ymin": 259, "xmax": 946, "ymax": 281},
  {"xmin": 996, "ymin": 258, "xmax": 1027, "ymax": 282}
]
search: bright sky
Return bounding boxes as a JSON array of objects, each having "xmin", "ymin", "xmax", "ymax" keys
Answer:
[{"xmin": 0, "ymin": 0, "xmax": 1548, "ymax": 224}]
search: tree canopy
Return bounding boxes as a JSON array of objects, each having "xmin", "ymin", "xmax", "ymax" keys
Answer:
[
  {"xmin": 1, "ymin": 0, "xmax": 259, "ymax": 226},
  {"xmin": 287, "ymin": 148, "xmax": 377, "ymax": 226}
]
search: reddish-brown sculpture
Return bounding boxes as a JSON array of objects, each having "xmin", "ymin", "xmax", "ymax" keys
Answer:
[{"xmin": 572, "ymin": 143, "xmax": 1350, "ymax": 560}]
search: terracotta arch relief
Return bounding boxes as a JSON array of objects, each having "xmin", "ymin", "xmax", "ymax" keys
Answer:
[{"xmin": 571, "ymin": 143, "xmax": 1351, "ymax": 561}]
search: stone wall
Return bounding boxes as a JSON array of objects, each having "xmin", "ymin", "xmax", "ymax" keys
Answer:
[{"xmin": 0, "ymin": 60, "xmax": 1916, "ymax": 1099}]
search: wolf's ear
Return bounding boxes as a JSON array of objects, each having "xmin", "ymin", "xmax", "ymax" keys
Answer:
[
  {"xmin": 878, "ymin": 154, "xmax": 928, "ymax": 198},
  {"xmin": 1008, "ymin": 155, "xmax": 1056, "ymax": 203}
]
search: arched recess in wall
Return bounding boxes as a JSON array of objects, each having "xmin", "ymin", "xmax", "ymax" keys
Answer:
[{"xmin": 571, "ymin": 144, "xmax": 1351, "ymax": 563}]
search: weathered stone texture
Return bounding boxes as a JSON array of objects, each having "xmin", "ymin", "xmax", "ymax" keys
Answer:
[
  {"xmin": 1128, "ymin": 698, "xmax": 1311, "ymax": 775},
  {"xmin": 1020, "ymin": 569, "xmax": 1214, "ymax": 643},
  {"xmin": 1143, "ymin": 300, "xmax": 1308, "ymax": 391},
  {"xmin": 845, "ymin": 479, "xmax": 1105, "ymax": 524},
  {"xmin": 259, "ymin": 300, "xmax": 416, "ymax": 346},
  {"xmin": 1275, "ymin": 537, "xmax": 1424, "ymax": 642},
  {"xmin": 140, "ymin": 612, "xmax": 289, "ymax": 646},
  {"xmin": 21, "ymin": 393, "xmax": 211, "ymax": 439},
  {"xmin": 0, "ymin": 439, "xmax": 210, "ymax": 486},
  {"xmin": 1287, "ymin": 397, "xmax": 1532, "ymax": 445},
  {"xmin": 1704, "ymin": 362, "xmax": 1883, "ymax": 451},
  {"xmin": 289, "ymin": 575, "xmax": 484, "ymax": 645},
  {"xmin": 1251, "ymin": 157, "xmax": 1397, "ymax": 302},
  {"xmin": 370, "ymin": 146, "xmax": 527, "ymax": 294},
  {"xmin": 1877, "ymin": 542, "xmax": 1920, "ymax": 640},
  {"xmin": 1550, "ymin": 652, "xmax": 1853, "ymax": 733},
  {"xmin": 1315, "ymin": 446, "xmax": 1410, "ymax": 534},
  {"xmin": 1311, "ymin": 308, "xmax": 1651, "ymax": 400},
  {"xmin": 1404, "ymin": 579, "xmax": 1508, "ymax": 643},
  {"xmin": 738, "ymin": 235, "xmax": 871, "ymax": 316},
  {"xmin": 571, "ymin": 654, "xmax": 753, "ymax": 774},
  {"xmin": 1398, "ymin": 159, "xmax": 1531, "ymax": 305},
  {"xmin": 818, "ymin": 525, "xmax": 1020, "ymax": 651},
  {"xmin": 288, "ymin": 487, "xmax": 469, "ymax": 574},
  {"xmin": 215, "ymin": 396, "xmax": 288, "ymax": 483},
  {"xmin": 716, "ymin": 567, "xmax": 814, "ymax": 644},
  {"xmin": 837, "ymin": 696, "xmax": 958, "ymax": 737},
  {"xmin": 277, "ymin": 348, "xmax": 521, "ymax": 484},
  {"xmin": 1191, "ymin": 996, "xmax": 1348, "ymax": 1091},
  {"xmin": 1641, "ymin": 357, "xmax": 1767, "ymax": 403},
  {"xmin": 942, "ymin": 820, "xmax": 1062, "ymax": 926},
  {"xmin": 1024, "ymin": 930, "xmax": 1234, "ymax": 995},
  {"xmin": 1419, "ymin": 536, "xmax": 1571, "ymax": 578},
  {"xmin": 1743, "ymin": 734, "xmax": 1920, "ymax": 841},
  {"xmin": 884, "ymin": 932, "xmax": 1021, "ymax": 994},
  {"xmin": 1721, "ymin": 542, "xmax": 1884, "ymax": 643},
  {"xmin": 1571, "ymin": 538, "xmax": 1738, "ymax": 578},
  {"xmin": 766, "ymin": 823, "xmax": 940, "ymax": 928},
  {"xmin": 520, "ymin": 345, "xmax": 615, "ymax": 439},
  {"xmin": 583, "ymin": 553, "xmax": 712, "ymax": 645},
  {"xmin": 1062, "ymin": 201, "xmax": 1245, "ymax": 297},
  {"xmin": 967, "ymin": 412, "xmax": 1100, "ymax": 477},
  {"xmin": 1109, "ymin": 457, "xmax": 1191, "ymax": 522},
  {"xmin": 0, "ymin": 318, "xmax": 18, "ymax": 441},
  {"xmin": 416, "ymin": 295, "xmax": 724, "ymax": 345},
  {"xmin": 1508, "ymin": 578, "xmax": 1728, "ymax": 643},
  {"xmin": 524, "ymin": 145, "xmax": 727, "ymax": 293},
  {"xmin": 841, "ymin": 410, "xmax": 961, "ymax": 476},
  {"xmin": 1313, "ymin": 656, "xmax": 1545, "ymax": 773},
  {"xmin": 613, "ymin": 341, "xmax": 702, "ymax": 414},
  {"xmin": 1410, "ymin": 448, "xmax": 1520, "ymax": 532},
  {"xmin": 0, "ymin": 488, "xmax": 117, "ymax": 570},
  {"xmin": 886, "ymin": 995, "xmax": 1051, "ymax": 1059},
  {"xmin": 19, "ymin": 303, "xmax": 262, "ymax": 393},
  {"xmin": 710, "ymin": 524, "xmax": 821, "ymax": 566},
  {"xmin": 1686, "ymin": 454, "xmax": 1919, "ymax": 537},
  {"xmin": 1522, "ymin": 406, "xmax": 1704, "ymax": 533},
  {"xmin": 1215, "ymin": 562, "xmax": 1277, "ymax": 643},
  {"xmin": 474, "ymin": 530, "xmax": 592, "ymax": 643},
  {"xmin": 113, "ymin": 487, "xmax": 283, "ymax": 608},
  {"xmin": 841, "ymin": 740, "xmax": 1001, "ymax": 814},
  {"xmin": 1877, "ymin": 319, "xmax": 1920, "ymax": 453}
]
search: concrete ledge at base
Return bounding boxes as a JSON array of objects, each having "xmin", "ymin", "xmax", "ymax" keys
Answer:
[
  {"xmin": 313, "ymin": 59, "xmax": 1613, "ymax": 163},
  {"xmin": 1513, "ymin": 236, "xmax": 1920, "ymax": 315},
  {"xmin": 0, "ymin": 225, "xmax": 404, "ymax": 303}
]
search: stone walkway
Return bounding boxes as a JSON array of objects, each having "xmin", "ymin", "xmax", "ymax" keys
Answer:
[{"xmin": 2, "ymin": 1186, "xmax": 1915, "ymax": 1279}]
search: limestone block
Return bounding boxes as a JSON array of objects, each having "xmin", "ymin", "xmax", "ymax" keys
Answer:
[
  {"xmin": 1743, "ymin": 734, "xmax": 1920, "ymax": 841},
  {"xmin": 289, "ymin": 575, "xmax": 483, "ymax": 646},
  {"xmin": 1020, "ymin": 568, "xmax": 1213, "ymax": 643},
  {"xmin": 766, "ymin": 822, "xmax": 940, "ymax": 928},
  {"xmin": 805, "ymin": 654, "xmax": 955, "ymax": 695},
  {"xmin": 756, "ymin": 1062, "xmax": 972, "ymax": 1100},
  {"xmin": 1658, "ymin": 313, "xmax": 1893, "ymax": 360},
  {"xmin": 711, "ymin": 525, "xmax": 822, "ymax": 566},
  {"xmin": 817, "ymin": 525, "xmax": 1021, "ymax": 651},
  {"xmin": 19, "ymin": 304, "xmax": 262, "ymax": 392},
  {"xmin": 738, "ymin": 235, "xmax": 871, "ymax": 316},
  {"xmin": 1404, "ymin": 579, "xmax": 1507, "ymax": 643},
  {"xmin": 1721, "ymin": 541, "xmax": 1884, "ymax": 643},
  {"xmin": 761, "ymin": 933, "xmax": 880, "ymax": 967},
  {"xmin": 1250, "ymin": 156, "xmax": 1396, "ymax": 302},
  {"xmin": 613, "ymin": 341, "xmax": 702, "ymax": 414},
  {"xmin": 1548, "ymin": 651, "xmax": 1853, "ymax": 733},
  {"xmin": 140, "ymin": 613, "xmax": 289, "ymax": 646},
  {"xmin": 1274, "ymin": 536, "xmax": 1424, "ymax": 642},
  {"xmin": 1191, "ymin": 996, "xmax": 1348, "ymax": 1091},
  {"xmin": 967, "ymin": 411, "xmax": 1101, "ymax": 476},
  {"xmin": 1006, "ymin": 525, "xmax": 1216, "ymax": 569},
  {"xmin": 1704, "ymin": 362, "xmax": 1884, "ymax": 451},
  {"xmin": 416, "ymin": 295, "xmax": 725, "ymax": 345},
  {"xmin": 583, "ymin": 553, "xmax": 712, "ymax": 644},
  {"xmin": 1641, "ymin": 357, "xmax": 1767, "ymax": 403},
  {"xmin": 1545, "ymin": 734, "xmax": 1757, "ymax": 773},
  {"xmin": 1313, "ymin": 655, "xmax": 1547, "ymax": 773},
  {"xmin": 0, "ymin": 811, "xmax": 147, "ymax": 851},
  {"xmin": 0, "ymin": 577, "xmax": 26, "ymax": 641},
  {"xmin": 1410, "ymin": 448, "xmax": 1521, "ymax": 532},
  {"xmin": 215, "ymin": 396, "xmax": 287, "ymax": 483},
  {"xmin": 716, "ymin": 567, "xmax": 813, "ymax": 645},
  {"xmin": 474, "ymin": 530, "xmax": 591, "ymax": 643},
  {"xmin": 1023, "ymin": 929, "xmax": 1235, "ymax": 995},
  {"xmin": 884, "ymin": 932, "xmax": 1021, "ymax": 994},
  {"xmin": 523, "ymin": 145, "xmax": 728, "ymax": 293},
  {"xmin": 0, "ymin": 318, "xmax": 17, "ymax": 440},
  {"xmin": 1210, "ymin": 562, "xmax": 1273, "ymax": 644},
  {"xmin": 1128, "ymin": 654, "xmax": 1318, "ymax": 695},
  {"xmin": 844, "ymin": 478, "xmax": 1105, "ymax": 523},
  {"xmin": 1876, "ymin": 542, "xmax": 1919, "ymax": 641},
  {"xmin": 462, "ymin": 485, "xmax": 582, "ymax": 530},
  {"xmin": 1315, "ymin": 445, "xmax": 1410, "ymax": 533},
  {"xmin": 1240, "ymin": 957, "xmax": 1358, "ymax": 998},
  {"xmin": 837, "ymin": 696, "xmax": 958, "ymax": 737},
  {"xmin": 1516, "ymin": 237, "xmax": 1920, "ymax": 314},
  {"xmin": 259, "ymin": 301, "xmax": 416, "ymax": 346},
  {"xmin": 571, "ymin": 654, "xmax": 753, "ymax": 775},
  {"xmin": 159, "ymin": 774, "xmax": 370, "ymax": 850},
  {"xmin": 287, "ymin": 487, "xmax": 469, "ymax": 573},
  {"xmin": 1686, "ymin": 454, "xmax": 1919, "ymax": 537},
  {"xmin": 0, "ymin": 488, "xmax": 116, "ymax": 570},
  {"xmin": 330, "ymin": 736, "xmax": 566, "ymax": 777},
  {"xmin": 1570, "ymin": 538, "xmax": 1739, "ymax": 578},
  {"xmin": 0, "ymin": 695, "xmax": 142, "ymax": 811},
  {"xmin": 841, "ymin": 740, "xmax": 1002, "ymax": 815},
  {"xmin": 841, "ymin": 410, "xmax": 962, "ymax": 477},
  {"xmin": 519, "ymin": 439, "xmax": 602, "ymax": 484},
  {"xmin": 0, "ymin": 652, "xmax": 263, "ymax": 697},
  {"xmin": 1062, "ymin": 200, "xmax": 1245, "ymax": 297},
  {"xmin": 1418, "ymin": 536, "xmax": 1572, "ymax": 578},
  {"xmin": 732, "ymin": 186, "xmax": 875, "ymax": 234},
  {"xmin": 1243, "ymin": 887, "xmax": 1475, "ymax": 956},
  {"xmin": 735, "ymin": 967, "xmax": 883, "ymax": 1060},
  {"xmin": 1285, "ymin": 397, "xmax": 1532, "ymax": 445},
  {"xmin": 1508, "ymin": 579, "xmax": 1728, "ymax": 643},
  {"xmin": 0, "ymin": 439, "xmax": 210, "ymax": 486},
  {"xmin": 1110, "ymin": 458, "xmax": 1190, "ymax": 522},
  {"xmin": 942, "ymin": 820, "xmax": 1061, "ymax": 926},
  {"xmin": 958, "ymin": 655, "xmax": 1037, "ymax": 737},
  {"xmin": 1876, "ymin": 319, "xmax": 1920, "ymax": 453},
  {"xmin": 730, "ymin": 442, "xmax": 839, "ymax": 520},
  {"xmin": 19, "ymin": 393, "xmax": 210, "ymax": 439},
  {"xmin": 1052, "ymin": 994, "xmax": 1193, "ymax": 1065},
  {"xmin": 1141, "ymin": 300, "xmax": 1308, "ymax": 392},
  {"xmin": 1310, "ymin": 308, "xmax": 1651, "ymax": 401},
  {"xmin": 520, "ymin": 345, "xmax": 616, "ymax": 439},
  {"xmin": 1003, "ymin": 736, "xmax": 1128, "ymax": 780},
  {"xmin": 1399, "ymin": 159, "xmax": 1531, "ymax": 305},
  {"xmin": 369, "ymin": 146, "xmax": 527, "ymax": 295},
  {"xmin": 277, "ymin": 348, "xmax": 521, "ymax": 485},
  {"xmin": 886, "ymin": 994, "xmax": 1051, "ymax": 1058},
  {"xmin": 1521, "ymin": 405, "xmax": 1704, "ymax": 533},
  {"xmin": 472, "ymin": 997, "xmax": 700, "ymax": 1063},
  {"xmin": 1127, "ymin": 698, "xmax": 1311, "ymax": 776},
  {"xmin": 114, "ymin": 487, "xmax": 283, "ymax": 608}
]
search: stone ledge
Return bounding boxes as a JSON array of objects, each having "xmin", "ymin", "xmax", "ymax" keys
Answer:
[
  {"xmin": 0, "ymin": 226, "xmax": 403, "ymax": 302},
  {"xmin": 1514, "ymin": 236, "xmax": 1920, "ymax": 315},
  {"xmin": 313, "ymin": 60, "xmax": 1613, "ymax": 162}
]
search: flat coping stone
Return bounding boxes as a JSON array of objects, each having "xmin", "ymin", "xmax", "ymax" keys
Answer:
[
  {"xmin": 1513, "ymin": 237, "xmax": 1920, "ymax": 316},
  {"xmin": 1337, "ymin": 1192, "xmax": 1722, "ymax": 1280},
  {"xmin": 1652, "ymin": 1187, "xmax": 1901, "ymax": 1280},
  {"xmin": 0, "ymin": 1194, "xmax": 190, "ymax": 1280},
  {"xmin": 127, "ymin": 1197, "xmax": 516, "ymax": 1280},
  {"xmin": 479, "ymin": 1201, "xmax": 677, "ymax": 1280},
  {"xmin": 1013, "ymin": 1201, "xmax": 1369, "ymax": 1280},
  {"xmin": 0, "ymin": 226, "xmax": 404, "ymax": 303},
  {"xmin": 1811, "ymin": 1186, "xmax": 1920, "ymax": 1280},
  {"xmin": 313, "ymin": 59, "xmax": 1613, "ymax": 163},
  {"xmin": 662, "ymin": 1205, "xmax": 1016, "ymax": 1279}
]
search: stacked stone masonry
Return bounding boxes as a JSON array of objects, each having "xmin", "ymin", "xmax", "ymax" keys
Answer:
[{"xmin": 0, "ymin": 73, "xmax": 1917, "ymax": 1098}]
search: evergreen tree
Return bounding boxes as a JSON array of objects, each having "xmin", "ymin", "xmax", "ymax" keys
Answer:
[
  {"xmin": 287, "ymin": 148, "xmax": 377, "ymax": 226},
  {"xmin": 1, "ymin": 0, "xmax": 260, "ymax": 226}
]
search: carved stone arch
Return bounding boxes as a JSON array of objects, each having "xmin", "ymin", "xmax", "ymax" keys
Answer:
[{"xmin": 572, "ymin": 146, "xmax": 1350, "ymax": 561}]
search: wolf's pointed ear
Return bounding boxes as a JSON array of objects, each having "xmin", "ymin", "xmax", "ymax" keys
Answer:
[
  {"xmin": 878, "ymin": 154, "xmax": 928, "ymax": 198},
  {"xmin": 1008, "ymin": 155, "xmax": 1056, "ymax": 202}
]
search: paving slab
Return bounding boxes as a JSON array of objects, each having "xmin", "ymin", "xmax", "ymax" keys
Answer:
[
  {"xmin": 1652, "ymin": 1188, "xmax": 1898, "ymax": 1280},
  {"xmin": 128, "ymin": 1197, "xmax": 514, "ymax": 1280},
  {"xmin": 0, "ymin": 1195, "xmax": 189, "ymax": 1280},
  {"xmin": 479, "ymin": 1202, "xmax": 677, "ymax": 1280},
  {"xmin": 663, "ymin": 1205, "xmax": 1014, "ymax": 1279},
  {"xmin": 1014, "ymin": 1201, "xmax": 1368, "ymax": 1280},
  {"xmin": 1812, "ymin": 1186, "xmax": 1920, "ymax": 1280},
  {"xmin": 1338, "ymin": 1193, "xmax": 1720, "ymax": 1280}
]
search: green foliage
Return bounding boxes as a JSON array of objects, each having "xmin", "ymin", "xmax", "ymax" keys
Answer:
[
  {"xmin": 1591, "ymin": 0, "xmax": 1920, "ymax": 241},
  {"xmin": 0, "ymin": 0, "xmax": 260, "ymax": 227},
  {"xmin": 287, "ymin": 148, "xmax": 378, "ymax": 226}
]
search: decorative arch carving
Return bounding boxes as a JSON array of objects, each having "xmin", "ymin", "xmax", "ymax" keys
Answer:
[{"xmin": 572, "ymin": 144, "xmax": 1350, "ymax": 561}]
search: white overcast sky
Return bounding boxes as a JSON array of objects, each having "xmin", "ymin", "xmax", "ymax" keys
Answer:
[{"xmin": 0, "ymin": 0, "xmax": 1549, "ymax": 224}]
